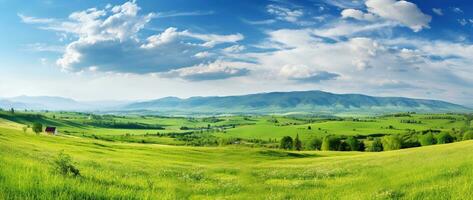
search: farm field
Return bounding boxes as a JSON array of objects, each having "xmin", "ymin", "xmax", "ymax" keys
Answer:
[
  {"xmin": 0, "ymin": 116, "xmax": 473, "ymax": 199},
  {"xmin": 1, "ymin": 111, "xmax": 470, "ymax": 146}
]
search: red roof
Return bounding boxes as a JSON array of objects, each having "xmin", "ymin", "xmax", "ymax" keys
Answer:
[{"xmin": 45, "ymin": 127, "xmax": 56, "ymax": 132}]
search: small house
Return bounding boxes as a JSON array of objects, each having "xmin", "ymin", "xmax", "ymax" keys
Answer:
[{"xmin": 45, "ymin": 127, "xmax": 57, "ymax": 135}]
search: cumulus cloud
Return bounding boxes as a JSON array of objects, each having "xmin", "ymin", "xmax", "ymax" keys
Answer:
[
  {"xmin": 246, "ymin": 24, "xmax": 473, "ymax": 104},
  {"xmin": 21, "ymin": 1, "xmax": 246, "ymax": 75},
  {"xmin": 339, "ymin": 0, "xmax": 431, "ymax": 32},
  {"xmin": 161, "ymin": 60, "xmax": 249, "ymax": 81},
  {"xmin": 365, "ymin": 0, "xmax": 431, "ymax": 32},
  {"xmin": 341, "ymin": 9, "xmax": 377, "ymax": 21}
]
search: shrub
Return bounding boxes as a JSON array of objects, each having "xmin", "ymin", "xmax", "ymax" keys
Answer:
[
  {"xmin": 307, "ymin": 137, "xmax": 322, "ymax": 150},
  {"xmin": 339, "ymin": 140, "xmax": 350, "ymax": 151},
  {"xmin": 321, "ymin": 135, "xmax": 341, "ymax": 151},
  {"xmin": 366, "ymin": 138, "xmax": 383, "ymax": 152},
  {"xmin": 345, "ymin": 136, "xmax": 360, "ymax": 151},
  {"xmin": 419, "ymin": 133, "xmax": 436, "ymax": 146},
  {"xmin": 294, "ymin": 134, "xmax": 302, "ymax": 151},
  {"xmin": 32, "ymin": 123, "xmax": 43, "ymax": 134},
  {"xmin": 382, "ymin": 135, "xmax": 402, "ymax": 151},
  {"xmin": 400, "ymin": 133, "xmax": 420, "ymax": 148},
  {"xmin": 463, "ymin": 131, "xmax": 473, "ymax": 141},
  {"xmin": 53, "ymin": 151, "xmax": 80, "ymax": 177},
  {"xmin": 435, "ymin": 132, "xmax": 453, "ymax": 144},
  {"xmin": 280, "ymin": 136, "xmax": 293, "ymax": 150},
  {"xmin": 358, "ymin": 141, "xmax": 366, "ymax": 152}
]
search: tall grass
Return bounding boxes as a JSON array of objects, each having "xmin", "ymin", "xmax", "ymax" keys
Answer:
[{"xmin": 1, "ymin": 125, "xmax": 472, "ymax": 199}]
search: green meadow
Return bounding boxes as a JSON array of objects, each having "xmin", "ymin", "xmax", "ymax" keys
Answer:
[{"xmin": 0, "ymin": 111, "xmax": 473, "ymax": 199}]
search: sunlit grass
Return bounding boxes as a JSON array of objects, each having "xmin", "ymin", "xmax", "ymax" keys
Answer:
[{"xmin": 1, "ymin": 121, "xmax": 472, "ymax": 199}]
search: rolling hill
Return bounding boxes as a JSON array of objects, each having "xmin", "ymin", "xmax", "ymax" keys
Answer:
[
  {"xmin": 0, "ymin": 96, "xmax": 129, "ymax": 111},
  {"xmin": 124, "ymin": 90, "xmax": 470, "ymax": 114},
  {"xmin": 1, "ymin": 91, "xmax": 470, "ymax": 114}
]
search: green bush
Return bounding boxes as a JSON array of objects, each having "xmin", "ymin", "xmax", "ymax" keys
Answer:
[
  {"xmin": 345, "ymin": 136, "xmax": 360, "ymax": 151},
  {"xmin": 294, "ymin": 134, "xmax": 302, "ymax": 151},
  {"xmin": 366, "ymin": 138, "xmax": 383, "ymax": 152},
  {"xmin": 435, "ymin": 132, "xmax": 453, "ymax": 144},
  {"xmin": 419, "ymin": 133, "xmax": 436, "ymax": 146},
  {"xmin": 400, "ymin": 133, "xmax": 420, "ymax": 148},
  {"xmin": 32, "ymin": 123, "xmax": 43, "ymax": 134},
  {"xmin": 280, "ymin": 136, "xmax": 293, "ymax": 150},
  {"xmin": 382, "ymin": 135, "xmax": 402, "ymax": 151},
  {"xmin": 307, "ymin": 137, "xmax": 322, "ymax": 150},
  {"xmin": 463, "ymin": 131, "xmax": 473, "ymax": 141},
  {"xmin": 321, "ymin": 135, "xmax": 341, "ymax": 151},
  {"xmin": 53, "ymin": 151, "xmax": 80, "ymax": 177}
]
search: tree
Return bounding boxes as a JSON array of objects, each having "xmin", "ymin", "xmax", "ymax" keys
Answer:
[
  {"xmin": 366, "ymin": 138, "xmax": 383, "ymax": 152},
  {"xmin": 280, "ymin": 136, "xmax": 293, "ymax": 150},
  {"xmin": 419, "ymin": 133, "xmax": 436, "ymax": 146},
  {"xmin": 307, "ymin": 126, "xmax": 311, "ymax": 130},
  {"xmin": 358, "ymin": 141, "xmax": 366, "ymax": 152},
  {"xmin": 321, "ymin": 135, "xmax": 341, "ymax": 151},
  {"xmin": 22, "ymin": 126, "xmax": 28, "ymax": 133},
  {"xmin": 308, "ymin": 137, "xmax": 322, "ymax": 150},
  {"xmin": 10, "ymin": 108, "xmax": 14, "ymax": 114},
  {"xmin": 32, "ymin": 123, "xmax": 43, "ymax": 134},
  {"xmin": 345, "ymin": 136, "xmax": 360, "ymax": 151},
  {"xmin": 382, "ymin": 135, "xmax": 402, "ymax": 151},
  {"xmin": 463, "ymin": 131, "xmax": 473, "ymax": 141},
  {"xmin": 435, "ymin": 132, "xmax": 453, "ymax": 144},
  {"xmin": 294, "ymin": 134, "xmax": 302, "ymax": 151}
]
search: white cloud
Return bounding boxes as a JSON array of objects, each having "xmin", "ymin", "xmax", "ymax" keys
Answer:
[
  {"xmin": 194, "ymin": 51, "xmax": 213, "ymax": 58},
  {"xmin": 266, "ymin": 4, "xmax": 303, "ymax": 23},
  {"xmin": 432, "ymin": 8, "xmax": 443, "ymax": 16},
  {"xmin": 154, "ymin": 10, "xmax": 214, "ymax": 18},
  {"xmin": 223, "ymin": 45, "xmax": 246, "ymax": 53},
  {"xmin": 341, "ymin": 9, "xmax": 377, "ymax": 21},
  {"xmin": 21, "ymin": 1, "xmax": 246, "ymax": 76},
  {"xmin": 310, "ymin": 21, "xmax": 394, "ymax": 40},
  {"xmin": 161, "ymin": 60, "xmax": 249, "ymax": 81},
  {"xmin": 244, "ymin": 25, "xmax": 473, "ymax": 104},
  {"xmin": 457, "ymin": 19, "xmax": 473, "ymax": 26},
  {"xmin": 25, "ymin": 43, "xmax": 65, "ymax": 53},
  {"xmin": 365, "ymin": 0, "xmax": 431, "ymax": 32},
  {"xmin": 279, "ymin": 65, "xmax": 339, "ymax": 83},
  {"xmin": 242, "ymin": 18, "xmax": 277, "ymax": 25},
  {"xmin": 18, "ymin": 14, "xmax": 55, "ymax": 23},
  {"xmin": 452, "ymin": 7, "xmax": 463, "ymax": 14}
]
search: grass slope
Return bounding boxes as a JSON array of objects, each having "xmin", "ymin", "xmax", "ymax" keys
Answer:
[{"xmin": 0, "ymin": 120, "xmax": 472, "ymax": 199}]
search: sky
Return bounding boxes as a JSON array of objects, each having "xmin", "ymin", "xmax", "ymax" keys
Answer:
[{"xmin": 0, "ymin": 0, "xmax": 472, "ymax": 105}]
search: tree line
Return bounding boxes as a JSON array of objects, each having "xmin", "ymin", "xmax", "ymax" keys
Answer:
[{"xmin": 279, "ymin": 130, "xmax": 473, "ymax": 152}]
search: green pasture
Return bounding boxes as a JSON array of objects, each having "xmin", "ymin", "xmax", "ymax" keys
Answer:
[{"xmin": 0, "ymin": 119, "xmax": 472, "ymax": 199}]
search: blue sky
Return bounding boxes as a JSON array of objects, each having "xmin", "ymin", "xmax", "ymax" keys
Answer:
[{"xmin": 0, "ymin": 0, "xmax": 472, "ymax": 105}]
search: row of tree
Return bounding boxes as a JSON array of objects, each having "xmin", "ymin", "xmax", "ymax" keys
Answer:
[{"xmin": 280, "ymin": 130, "xmax": 473, "ymax": 152}]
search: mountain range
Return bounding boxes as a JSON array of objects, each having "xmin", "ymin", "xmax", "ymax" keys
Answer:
[{"xmin": 1, "ymin": 91, "xmax": 470, "ymax": 115}]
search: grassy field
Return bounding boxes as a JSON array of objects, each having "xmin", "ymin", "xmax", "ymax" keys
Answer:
[
  {"xmin": 0, "ymin": 118, "xmax": 472, "ymax": 199},
  {"xmin": 0, "ymin": 111, "xmax": 472, "ymax": 199},
  {"xmin": 1, "ymin": 111, "xmax": 469, "ymax": 145}
]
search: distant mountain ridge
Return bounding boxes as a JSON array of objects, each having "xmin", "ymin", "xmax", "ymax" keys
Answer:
[
  {"xmin": 0, "ymin": 96, "xmax": 129, "ymax": 111},
  {"xmin": 124, "ymin": 90, "xmax": 470, "ymax": 114},
  {"xmin": 0, "ymin": 91, "xmax": 470, "ymax": 114}
]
